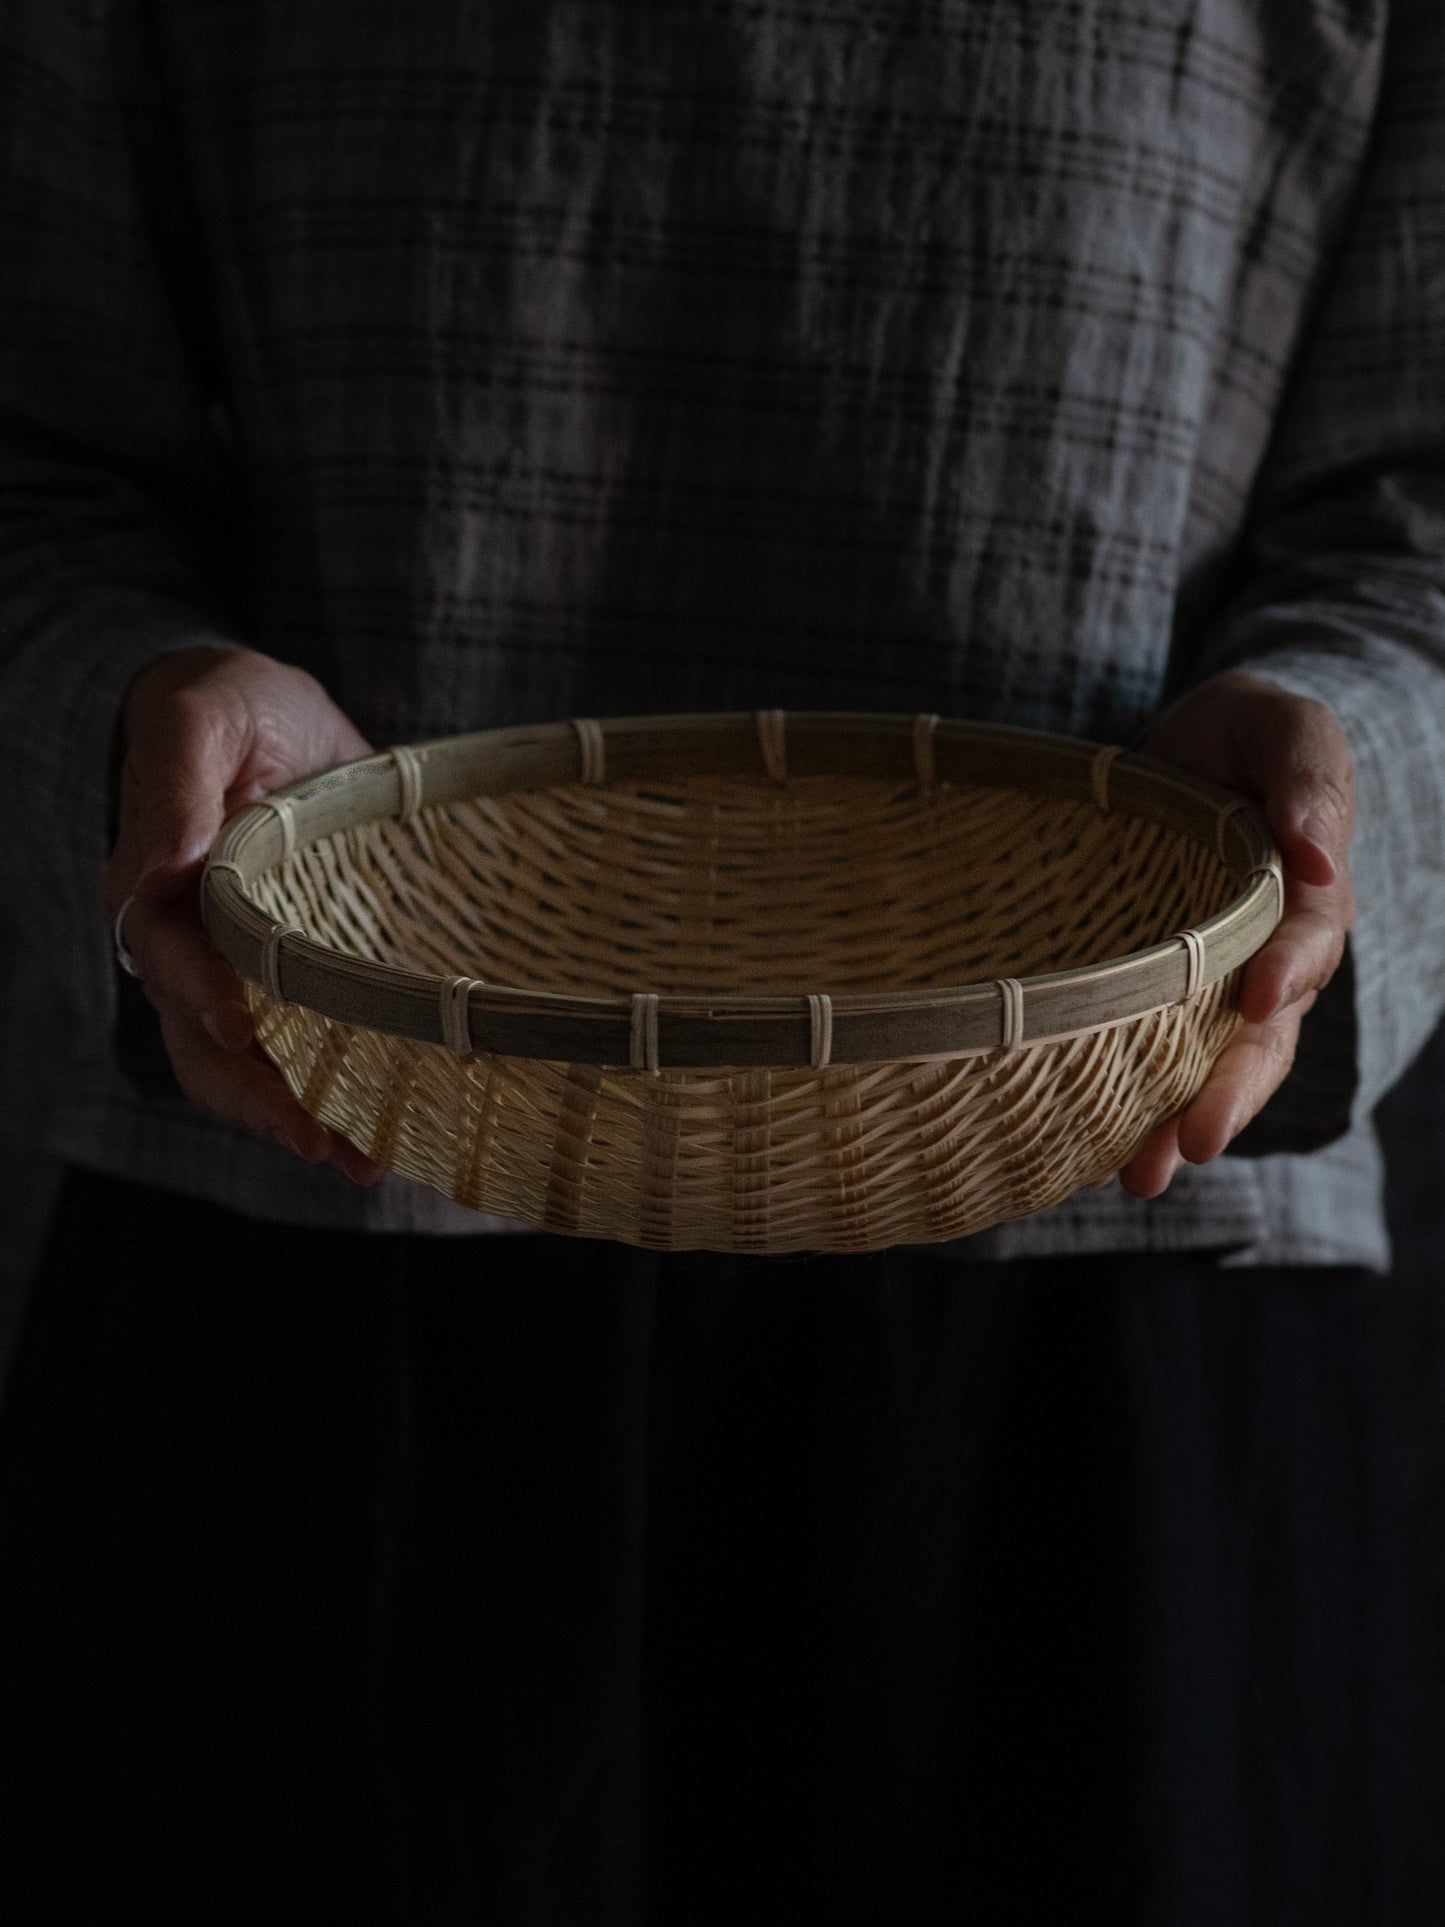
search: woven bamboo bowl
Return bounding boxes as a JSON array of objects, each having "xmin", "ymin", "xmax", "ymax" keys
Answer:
[{"xmin": 201, "ymin": 710, "xmax": 1283, "ymax": 1253}]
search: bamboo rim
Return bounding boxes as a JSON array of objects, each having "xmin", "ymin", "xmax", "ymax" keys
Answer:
[{"xmin": 201, "ymin": 710, "xmax": 1283, "ymax": 1069}]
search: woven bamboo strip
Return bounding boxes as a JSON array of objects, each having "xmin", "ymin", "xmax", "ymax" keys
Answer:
[{"xmin": 205, "ymin": 711, "xmax": 1282, "ymax": 1252}]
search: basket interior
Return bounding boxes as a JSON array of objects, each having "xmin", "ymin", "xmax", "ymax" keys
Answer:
[{"xmin": 247, "ymin": 773, "xmax": 1238, "ymax": 998}]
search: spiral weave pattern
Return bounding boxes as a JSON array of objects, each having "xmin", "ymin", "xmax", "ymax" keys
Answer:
[{"xmin": 240, "ymin": 766, "xmax": 1243, "ymax": 1251}]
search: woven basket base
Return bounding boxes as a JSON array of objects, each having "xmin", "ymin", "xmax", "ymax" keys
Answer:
[{"xmin": 248, "ymin": 978, "xmax": 1241, "ymax": 1253}]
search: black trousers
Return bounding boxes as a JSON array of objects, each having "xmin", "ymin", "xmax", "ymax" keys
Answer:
[{"xmin": 0, "ymin": 1169, "xmax": 1404, "ymax": 1925}]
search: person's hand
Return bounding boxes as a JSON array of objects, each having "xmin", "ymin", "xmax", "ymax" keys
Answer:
[
  {"xmin": 101, "ymin": 644, "xmax": 386, "ymax": 1185},
  {"xmin": 1116, "ymin": 669, "xmax": 1356, "ymax": 1198}
]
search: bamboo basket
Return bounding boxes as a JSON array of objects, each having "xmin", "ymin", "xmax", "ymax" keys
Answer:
[{"xmin": 201, "ymin": 710, "xmax": 1284, "ymax": 1253}]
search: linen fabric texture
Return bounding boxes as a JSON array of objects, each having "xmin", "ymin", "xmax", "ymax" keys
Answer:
[{"xmin": 2, "ymin": 1, "xmax": 1445, "ymax": 1267}]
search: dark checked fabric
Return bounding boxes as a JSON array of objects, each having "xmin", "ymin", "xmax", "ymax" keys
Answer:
[
  {"xmin": 0, "ymin": 1171, "xmax": 1406, "ymax": 1924},
  {"xmin": 2, "ymin": 1, "xmax": 1445, "ymax": 1264}
]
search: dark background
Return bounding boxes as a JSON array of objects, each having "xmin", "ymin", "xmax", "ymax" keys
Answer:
[{"xmin": 3, "ymin": 904, "xmax": 1442, "ymax": 1917}]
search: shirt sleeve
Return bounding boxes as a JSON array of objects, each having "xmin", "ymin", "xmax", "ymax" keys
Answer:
[
  {"xmin": 0, "ymin": 1, "xmax": 242, "ymax": 1042},
  {"xmin": 1185, "ymin": 0, "xmax": 1445, "ymax": 1156}
]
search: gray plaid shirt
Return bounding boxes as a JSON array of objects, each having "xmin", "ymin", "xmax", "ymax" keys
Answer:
[{"xmin": 4, "ymin": 1, "xmax": 1444, "ymax": 1271}]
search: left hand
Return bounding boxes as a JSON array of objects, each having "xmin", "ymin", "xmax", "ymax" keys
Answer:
[{"xmin": 1116, "ymin": 669, "xmax": 1356, "ymax": 1198}]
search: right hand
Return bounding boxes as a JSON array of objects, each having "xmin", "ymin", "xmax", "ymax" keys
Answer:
[{"xmin": 101, "ymin": 644, "xmax": 386, "ymax": 1185}]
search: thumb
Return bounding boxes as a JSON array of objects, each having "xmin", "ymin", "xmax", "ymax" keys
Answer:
[{"xmin": 1235, "ymin": 686, "xmax": 1355, "ymax": 890}]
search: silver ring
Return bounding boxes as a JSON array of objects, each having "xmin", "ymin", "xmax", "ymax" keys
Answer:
[{"xmin": 114, "ymin": 892, "xmax": 142, "ymax": 978}]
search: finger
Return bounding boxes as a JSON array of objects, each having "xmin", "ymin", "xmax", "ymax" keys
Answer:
[
  {"xmin": 139, "ymin": 903, "xmax": 387, "ymax": 1183},
  {"xmin": 1236, "ymin": 685, "xmax": 1355, "ymax": 887},
  {"xmin": 329, "ymin": 1139, "xmax": 388, "ymax": 1186},
  {"xmin": 1118, "ymin": 1116, "xmax": 1183, "ymax": 1198},
  {"xmin": 160, "ymin": 1003, "xmax": 387, "ymax": 1183},
  {"xmin": 1235, "ymin": 886, "xmax": 1347, "ymax": 1025},
  {"xmin": 165, "ymin": 1001, "xmax": 388, "ymax": 1184},
  {"xmin": 1120, "ymin": 1004, "xmax": 1305, "ymax": 1193},
  {"xmin": 121, "ymin": 897, "xmax": 256, "ymax": 1052},
  {"xmin": 158, "ymin": 1003, "xmax": 336, "ymax": 1162},
  {"xmin": 1174, "ymin": 1004, "xmax": 1305, "ymax": 1164}
]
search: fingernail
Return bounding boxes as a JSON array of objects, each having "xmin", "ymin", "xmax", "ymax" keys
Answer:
[
  {"xmin": 332, "ymin": 1160, "xmax": 382, "ymax": 1187},
  {"xmin": 1252, "ymin": 975, "xmax": 1288, "ymax": 1022},
  {"xmin": 280, "ymin": 1126, "xmax": 327, "ymax": 1162},
  {"xmin": 1296, "ymin": 818, "xmax": 1337, "ymax": 877},
  {"xmin": 202, "ymin": 1008, "xmax": 252, "ymax": 1053}
]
